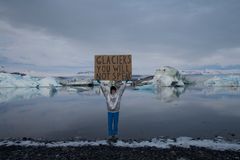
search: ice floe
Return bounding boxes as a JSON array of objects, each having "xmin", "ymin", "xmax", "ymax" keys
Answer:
[
  {"xmin": 152, "ymin": 66, "xmax": 188, "ymax": 87},
  {"xmin": 59, "ymin": 77, "xmax": 93, "ymax": 86},
  {"xmin": 0, "ymin": 72, "xmax": 61, "ymax": 88}
]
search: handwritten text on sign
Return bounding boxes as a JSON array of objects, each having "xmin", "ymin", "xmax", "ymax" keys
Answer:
[{"xmin": 94, "ymin": 55, "xmax": 132, "ymax": 81}]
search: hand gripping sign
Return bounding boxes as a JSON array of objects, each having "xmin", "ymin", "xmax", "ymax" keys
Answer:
[{"xmin": 94, "ymin": 55, "xmax": 132, "ymax": 81}]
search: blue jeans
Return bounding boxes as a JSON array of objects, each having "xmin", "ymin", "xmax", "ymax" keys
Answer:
[{"xmin": 108, "ymin": 112, "xmax": 119, "ymax": 136}]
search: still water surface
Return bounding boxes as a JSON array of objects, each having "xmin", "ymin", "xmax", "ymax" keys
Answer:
[{"xmin": 0, "ymin": 85, "xmax": 240, "ymax": 140}]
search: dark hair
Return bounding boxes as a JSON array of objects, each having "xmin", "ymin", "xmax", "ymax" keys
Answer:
[{"xmin": 110, "ymin": 86, "xmax": 117, "ymax": 94}]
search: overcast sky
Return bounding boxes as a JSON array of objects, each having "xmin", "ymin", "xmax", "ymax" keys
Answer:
[{"xmin": 0, "ymin": 0, "xmax": 240, "ymax": 75}]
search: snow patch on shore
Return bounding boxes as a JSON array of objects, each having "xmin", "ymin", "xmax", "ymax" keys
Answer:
[
  {"xmin": 0, "ymin": 137, "xmax": 240, "ymax": 151},
  {"xmin": 115, "ymin": 137, "xmax": 240, "ymax": 151}
]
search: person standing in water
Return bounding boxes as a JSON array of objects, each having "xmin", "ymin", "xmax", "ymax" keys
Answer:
[{"xmin": 97, "ymin": 80, "xmax": 127, "ymax": 142}]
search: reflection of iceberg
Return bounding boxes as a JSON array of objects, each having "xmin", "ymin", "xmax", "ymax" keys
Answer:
[
  {"xmin": 154, "ymin": 87, "xmax": 185, "ymax": 102},
  {"xmin": 0, "ymin": 88, "xmax": 57, "ymax": 103},
  {"xmin": 0, "ymin": 86, "xmax": 101, "ymax": 103},
  {"xmin": 58, "ymin": 86, "xmax": 100, "ymax": 96},
  {"xmin": 135, "ymin": 84, "xmax": 185, "ymax": 102},
  {"xmin": 152, "ymin": 66, "xmax": 188, "ymax": 87},
  {"xmin": 203, "ymin": 86, "xmax": 240, "ymax": 94},
  {"xmin": 0, "ymin": 73, "xmax": 61, "ymax": 88},
  {"xmin": 201, "ymin": 86, "xmax": 240, "ymax": 99},
  {"xmin": 59, "ymin": 86, "xmax": 91, "ymax": 93},
  {"xmin": 204, "ymin": 75, "xmax": 240, "ymax": 87}
]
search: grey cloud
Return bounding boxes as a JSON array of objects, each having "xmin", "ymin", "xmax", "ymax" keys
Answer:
[
  {"xmin": 0, "ymin": 0, "xmax": 240, "ymax": 74},
  {"xmin": 1, "ymin": 1, "xmax": 239, "ymax": 48}
]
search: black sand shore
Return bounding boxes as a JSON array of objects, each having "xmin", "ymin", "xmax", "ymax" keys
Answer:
[{"xmin": 0, "ymin": 145, "xmax": 240, "ymax": 160}]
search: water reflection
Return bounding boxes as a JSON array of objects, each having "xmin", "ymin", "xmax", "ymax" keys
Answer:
[
  {"xmin": 136, "ymin": 84, "xmax": 240, "ymax": 102},
  {"xmin": 0, "ymin": 87, "xmax": 57, "ymax": 103},
  {"xmin": 0, "ymin": 85, "xmax": 240, "ymax": 140},
  {"xmin": 154, "ymin": 86, "xmax": 186, "ymax": 103},
  {"xmin": 186, "ymin": 86, "xmax": 240, "ymax": 99},
  {"xmin": 203, "ymin": 87, "xmax": 240, "ymax": 96},
  {"xmin": 58, "ymin": 87, "xmax": 97, "ymax": 95},
  {"xmin": 1, "ymin": 85, "xmax": 240, "ymax": 104},
  {"xmin": 135, "ymin": 84, "xmax": 186, "ymax": 102},
  {"xmin": 0, "ymin": 87, "xmax": 102, "ymax": 103}
]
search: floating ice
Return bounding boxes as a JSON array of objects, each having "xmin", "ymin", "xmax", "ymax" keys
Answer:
[
  {"xmin": 38, "ymin": 77, "xmax": 60, "ymax": 87},
  {"xmin": 204, "ymin": 75, "xmax": 240, "ymax": 87},
  {"xmin": 153, "ymin": 66, "xmax": 187, "ymax": 87},
  {"xmin": 0, "ymin": 73, "xmax": 61, "ymax": 88},
  {"xmin": 59, "ymin": 77, "xmax": 93, "ymax": 86},
  {"xmin": 134, "ymin": 84, "xmax": 154, "ymax": 92},
  {"xmin": 0, "ymin": 73, "xmax": 38, "ymax": 87}
]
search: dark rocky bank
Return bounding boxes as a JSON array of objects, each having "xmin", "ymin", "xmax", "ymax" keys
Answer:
[{"xmin": 0, "ymin": 145, "xmax": 240, "ymax": 160}]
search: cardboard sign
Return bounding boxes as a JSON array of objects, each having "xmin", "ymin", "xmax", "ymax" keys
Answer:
[{"xmin": 94, "ymin": 55, "xmax": 132, "ymax": 81}]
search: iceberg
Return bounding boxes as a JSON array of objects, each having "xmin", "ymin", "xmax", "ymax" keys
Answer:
[
  {"xmin": 204, "ymin": 75, "xmax": 240, "ymax": 87},
  {"xmin": 0, "ymin": 72, "xmax": 61, "ymax": 88},
  {"xmin": 59, "ymin": 77, "xmax": 93, "ymax": 86},
  {"xmin": 152, "ymin": 66, "xmax": 187, "ymax": 87},
  {"xmin": 38, "ymin": 77, "xmax": 61, "ymax": 87}
]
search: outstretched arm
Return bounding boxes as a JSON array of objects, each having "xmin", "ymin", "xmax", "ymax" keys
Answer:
[
  {"xmin": 118, "ymin": 81, "xmax": 127, "ymax": 96},
  {"xmin": 98, "ymin": 80, "xmax": 109, "ymax": 98}
]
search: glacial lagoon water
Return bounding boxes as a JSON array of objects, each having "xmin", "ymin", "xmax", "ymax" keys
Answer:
[{"xmin": 0, "ymin": 83, "xmax": 240, "ymax": 141}]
